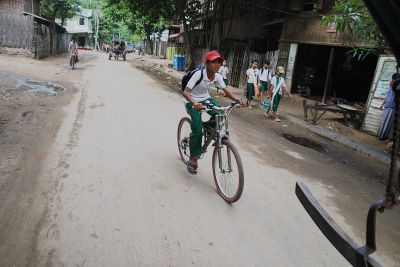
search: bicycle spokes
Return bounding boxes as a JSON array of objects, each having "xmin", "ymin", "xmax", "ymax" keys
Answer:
[{"xmin": 214, "ymin": 142, "xmax": 241, "ymax": 200}]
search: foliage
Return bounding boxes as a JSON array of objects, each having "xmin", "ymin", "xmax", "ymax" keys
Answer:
[
  {"xmin": 41, "ymin": 0, "xmax": 80, "ymax": 25},
  {"xmin": 102, "ymin": 0, "xmax": 203, "ymax": 67},
  {"xmin": 321, "ymin": 0, "xmax": 386, "ymax": 59}
]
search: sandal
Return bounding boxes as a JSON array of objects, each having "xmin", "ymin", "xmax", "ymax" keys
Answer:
[
  {"xmin": 187, "ymin": 161, "xmax": 198, "ymax": 175},
  {"xmin": 274, "ymin": 118, "xmax": 281, "ymax": 122}
]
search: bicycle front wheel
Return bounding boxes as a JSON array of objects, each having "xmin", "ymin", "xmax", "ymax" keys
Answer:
[
  {"xmin": 212, "ymin": 139, "xmax": 244, "ymax": 203},
  {"xmin": 177, "ymin": 117, "xmax": 192, "ymax": 164}
]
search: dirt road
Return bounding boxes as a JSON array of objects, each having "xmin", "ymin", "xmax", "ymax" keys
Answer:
[{"xmin": 1, "ymin": 52, "xmax": 398, "ymax": 266}]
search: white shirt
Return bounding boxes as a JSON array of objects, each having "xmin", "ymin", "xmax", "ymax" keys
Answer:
[
  {"xmin": 69, "ymin": 41, "xmax": 78, "ymax": 51},
  {"xmin": 246, "ymin": 68, "xmax": 259, "ymax": 83},
  {"xmin": 218, "ymin": 66, "xmax": 229, "ymax": 79},
  {"xmin": 186, "ymin": 69, "xmax": 226, "ymax": 102},
  {"xmin": 259, "ymin": 67, "xmax": 272, "ymax": 82},
  {"xmin": 271, "ymin": 76, "xmax": 286, "ymax": 96}
]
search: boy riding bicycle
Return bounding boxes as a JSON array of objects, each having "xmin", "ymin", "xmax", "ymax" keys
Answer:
[
  {"xmin": 182, "ymin": 51, "xmax": 245, "ymax": 174},
  {"xmin": 68, "ymin": 37, "xmax": 79, "ymax": 65}
]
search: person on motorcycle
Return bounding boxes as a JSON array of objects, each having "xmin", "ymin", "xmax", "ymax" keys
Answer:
[
  {"xmin": 182, "ymin": 50, "xmax": 246, "ymax": 174},
  {"xmin": 68, "ymin": 37, "xmax": 79, "ymax": 65}
]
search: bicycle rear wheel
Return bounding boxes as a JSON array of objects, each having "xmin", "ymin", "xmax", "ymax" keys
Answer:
[
  {"xmin": 212, "ymin": 139, "xmax": 244, "ymax": 203},
  {"xmin": 177, "ymin": 117, "xmax": 192, "ymax": 164}
]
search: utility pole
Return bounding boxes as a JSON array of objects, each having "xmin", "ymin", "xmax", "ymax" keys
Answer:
[{"xmin": 95, "ymin": 8, "xmax": 99, "ymax": 50}]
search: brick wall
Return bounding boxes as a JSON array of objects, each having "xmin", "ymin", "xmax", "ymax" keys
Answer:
[{"xmin": 0, "ymin": 0, "xmax": 24, "ymax": 14}]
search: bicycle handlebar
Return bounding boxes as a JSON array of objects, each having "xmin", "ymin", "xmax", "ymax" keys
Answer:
[{"xmin": 202, "ymin": 101, "xmax": 240, "ymax": 112}]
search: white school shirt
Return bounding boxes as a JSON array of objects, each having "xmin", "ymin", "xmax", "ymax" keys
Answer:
[
  {"xmin": 271, "ymin": 76, "xmax": 286, "ymax": 96},
  {"xmin": 69, "ymin": 41, "xmax": 78, "ymax": 51},
  {"xmin": 259, "ymin": 67, "xmax": 272, "ymax": 82},
  {"xmin": 218, "ymin": 66, "xmax": 229, "ymax": 79},
  {"xmin": 185, "ymin": 69, "xmax": 226, "ymax": 102},
  {"xmin": 246, "ymin": 68, "xmax": 259, "ymax": 83}
]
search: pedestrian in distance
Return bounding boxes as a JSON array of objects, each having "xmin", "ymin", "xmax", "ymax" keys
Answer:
[
  {"xmin": 259, "ymin": 60, "xmax": 272, "ymax": 104},
  {"xmin": 265, "ymin": 66, "xmax": 292, "ymax": 122},
  {"xmin": 245, "ymin": 60, "xmax": 260, "ymax": 110},
  {"xmin": 217, "ymin": 60, "xmax": 229, "ymax": 97},
  {"xmin": 378, "ymin": 72, "xmax": 400, "ymax": 140}
]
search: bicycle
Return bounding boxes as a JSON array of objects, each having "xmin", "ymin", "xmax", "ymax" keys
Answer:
[
  {"xmin": 177, "ymin": 100, "xmax": 244, "ymax": 203},
  {"xmin": 70, "ymin": 50, "xmax": 77, "ymax": 70}
]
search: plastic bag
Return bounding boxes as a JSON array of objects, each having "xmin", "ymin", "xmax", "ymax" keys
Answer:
[{"xmin": 262, "ymin": 99, "xmax": 271, "ymax": 109}]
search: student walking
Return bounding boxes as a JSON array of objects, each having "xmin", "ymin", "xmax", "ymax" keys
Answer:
[
  {"xmin": 266, "ymin": 66, "xmax": 292, "ymax": 122},
  {"xmin": 259, "ymin": 60, "xmax": 272, "ymax": 104},
  {"xmin": 245, "ymin": 60, "xmax": 260, "ymax": 110},
  {"xmin": 217, "ymin": 60, "xmax": 230, "ymax": 96}
]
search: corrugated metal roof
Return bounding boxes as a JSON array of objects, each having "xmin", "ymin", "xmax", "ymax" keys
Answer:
[{"xmin": 363, "ymin": 99, "xmax": 384, "ymax": 134}]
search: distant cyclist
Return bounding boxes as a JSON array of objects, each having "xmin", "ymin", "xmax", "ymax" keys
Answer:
[
  {"xmin": 182, "ymin": 51, "xmax": 245, "ymax": 174},
  {"xmin": 68, "ymin": 37, "xmax": 79, "ymax": 65}
]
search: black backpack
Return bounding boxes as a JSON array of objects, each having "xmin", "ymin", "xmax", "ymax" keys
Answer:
[{"xmin": 181, "ymin": 65, "xmax": 205, "ymax": 92}]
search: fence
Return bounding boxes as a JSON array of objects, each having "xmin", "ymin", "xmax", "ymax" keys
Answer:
[
  {"xmin": 226, "ymin": 48, "xmax": 279, "ymax": 90},
  {"xmin": 0, "ymin": 13, "xmax": 33, "ymax": 52},
  {"xmin": 0, "ymin": 13, "xmax": 68, "ymax": 59},
  {"xmin": 153, "ymin": 41, "xmax": 168, "ymax": 58}
]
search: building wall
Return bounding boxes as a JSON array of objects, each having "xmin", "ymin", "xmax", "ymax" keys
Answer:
[
  {"xmin": 23, "ymin": 0, "xmax": 39, "ymax": 14},
  {"xmin": 0, "ymin": 0, "xmax": 39, "ymax": 14},
  {"xmin": 0, "ymin": 0, "xmax": 24, "ymax": 14},
  {"xmin": 0, "ymin": 13, "xmax": 68, "ymax": 58},
  {"xmin": 63, "ymin": 15, "xmax": 93, "ymax": 34},
  {"xmin": 280, "ymin": 14, "xmax": 371, "ymax": 47},
  {"xmin": 0, "ymin": 13, "xmax": 33, "ymax": 52}
]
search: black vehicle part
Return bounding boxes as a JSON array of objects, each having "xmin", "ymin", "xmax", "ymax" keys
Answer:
[{"xmin": 295, "ymin": 1, "xmax": 400, "ymax": 266}]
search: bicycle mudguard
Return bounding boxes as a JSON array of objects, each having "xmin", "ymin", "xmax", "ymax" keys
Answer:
[{"xmin": 295, "ymin": 182, "xmax": 382, "ymax": 267}]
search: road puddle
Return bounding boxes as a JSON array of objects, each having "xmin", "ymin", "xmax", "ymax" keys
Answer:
[
  {"xmin": 282, "ymin": 133, "xmax": 327, "ymax": 153},
  {"xmin": 0, "ymin": 72, "xmax": 66, "ymax": 96}
]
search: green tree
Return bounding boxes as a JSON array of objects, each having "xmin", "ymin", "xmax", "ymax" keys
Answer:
[
  {"xmin": 41, "ymin": 0, "xmax": 80, "ymax": 54},
  {"xmin": 104, "ymin": 0, "xmax": 203, "ymax": 69},
  {"xmin": 321, "ymin": 0, "xmax": 386, "ymax": 59}
]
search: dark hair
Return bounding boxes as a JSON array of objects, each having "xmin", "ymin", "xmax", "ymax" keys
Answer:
[
  {"xmin": 251, "ymin": 60, "xmax": 258, "ymax": 64},
  {"xmin": 392, "ymin": 73, "xmax": 400, "ymax": 80},
  {"xmin": 264, "ymin": 60, "xmax": 270, "ymax": 65}
]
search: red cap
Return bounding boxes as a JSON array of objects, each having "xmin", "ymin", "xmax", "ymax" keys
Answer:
[{"xmin": 204, "ymin": 50, "xmax": 224, "ymax": 62}]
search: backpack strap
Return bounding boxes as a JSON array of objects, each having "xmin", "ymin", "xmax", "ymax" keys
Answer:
[{"xmin": 193, "ymin": 66, "xmax": 204, "ymax": 89}]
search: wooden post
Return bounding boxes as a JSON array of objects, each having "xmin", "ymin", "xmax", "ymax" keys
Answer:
[{"xmin": 322, "ymin": 47, "xmax": 335, "ymax": 104}]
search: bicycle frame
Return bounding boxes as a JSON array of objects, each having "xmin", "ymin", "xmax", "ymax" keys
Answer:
[
  {"xmin": 70, "ymin": 51, "xmax": 77, "ymax": 63},
  {"xmin": 200, "ymin": 103, "xmax": 238, "ymax": 170}
]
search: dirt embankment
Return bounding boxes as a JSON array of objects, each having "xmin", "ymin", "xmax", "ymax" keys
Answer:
[{"xmin": 0, "ymin": 52, "xmax": 94, "ymax": 266}]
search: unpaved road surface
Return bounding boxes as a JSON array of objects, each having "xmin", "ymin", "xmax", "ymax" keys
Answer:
[{"xmin": 1, "ymin": 52, "xmax": 399, "ymax": 266}]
